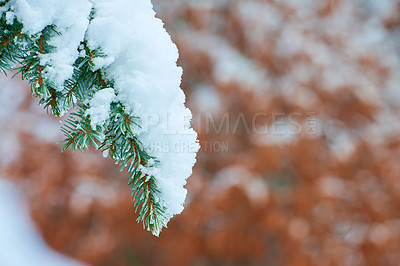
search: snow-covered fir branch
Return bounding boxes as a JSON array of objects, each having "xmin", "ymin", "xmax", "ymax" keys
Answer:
[{"xmin": 0, "ymin": 0, "xmax": 199, "ymax": 236}]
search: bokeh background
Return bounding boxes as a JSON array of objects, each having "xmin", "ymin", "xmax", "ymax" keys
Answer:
[{"xmin": 1, "ymin": 0, "xmax": 400, "ymax": 265}]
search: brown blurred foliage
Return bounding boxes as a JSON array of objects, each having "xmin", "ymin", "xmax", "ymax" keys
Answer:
[{"xmin": 2, "ymin": 0, "xmax": 400, "ymax": 265}]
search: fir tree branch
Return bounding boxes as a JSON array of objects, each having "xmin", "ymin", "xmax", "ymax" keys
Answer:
[{"xmin": 0, "ymin": 2, "xmax": 194, "ymax": 236}]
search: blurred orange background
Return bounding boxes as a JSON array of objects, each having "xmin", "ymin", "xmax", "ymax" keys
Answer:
[{"xmin": 1, "ymin": 0, "xmax": 400, "ymax": 265}]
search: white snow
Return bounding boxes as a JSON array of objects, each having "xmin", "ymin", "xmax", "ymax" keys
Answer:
[
  {"xmin": 86, "ymin": 88, "xmax": 115, "ymax": 128},
  {"xmin": 4, "ymin": 0, "xmax": 199, "ymax": 234},
  {"xmin": 8, "ymin": 0, "xmax": 92, "ymax": 88},
  {"xmin": 0, "ymin": 179, "xmax": 85, "ymax": 266}
]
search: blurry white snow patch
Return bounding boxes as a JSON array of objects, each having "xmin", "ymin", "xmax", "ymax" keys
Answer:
[
  {"xmin": 236, "ymin": 1, "xmax": 283, "ymax": 43},
  {"xmin": 0, "ymin": 77, "xmax": 26, "ymax": 119},
  {"xmin": 211, "ymin": 37, "xmax": 270, "ymax": 92},
  {"xmin": 358, "ymin": 0, "xmax": 395, "ymax": 18},
  {"xmin": 0, "ymin": 132, "xmax": 20, "ymax": 167},
  {"xmin": 0, "ymin": 76, "xmax": 62, "ymax": 144},
  {"xmin": 69, "ymin": 177, "xmax": 119, "ymax": 214},
  {"xmin": 323, "ymin": 119, "xmax": 357, "ymax": 161},
  {"xmin": 363, "ymin": 110, "xmax": 400, "ymax": 146},
  {"xmin": 278, "ymin": 68, "xmax": 319, "ymax": 108},
  {"xmin": 191, "ymin": 84, "xmax": 222, "ymax": 114},
  {"xmin": 252, "ymin": 118, "xmax": 298, "ymax": 146},
  {"xmin": 213, "ymin": 166, "xmax": 269, "ymax": 205},
  {"xmin": 30, "ymin": 118, "xmax": 62, "ymax": 143},
  {"xmin": 182, "ymin": 31, "xmax": 271, "ymax": 93},
  {"xmin": 334, "ymin": 221, "xmax": 369, "ymax": 245},
  {"xmin": 0, "ymin": 179, "xmax": 85, "ymax": 266}
]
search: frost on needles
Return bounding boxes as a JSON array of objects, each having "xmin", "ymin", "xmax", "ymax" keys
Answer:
[{"xmin": 0, "ymin": 0, "xmax": 199, "ymax": 236}]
